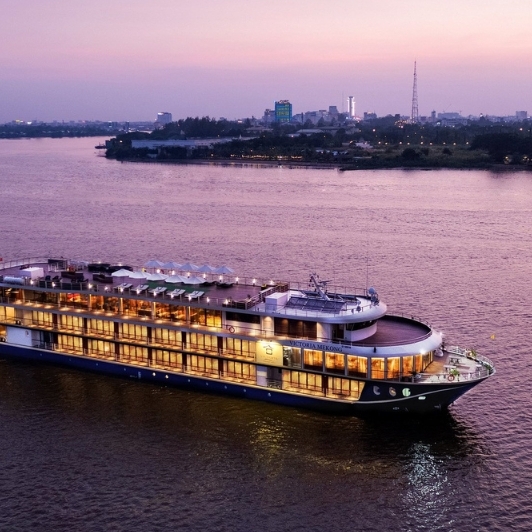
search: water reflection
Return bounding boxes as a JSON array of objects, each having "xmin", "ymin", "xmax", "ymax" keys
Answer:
[{"xmin": 0, "ymin": 347, "xmax": 496, "ymax": 531}]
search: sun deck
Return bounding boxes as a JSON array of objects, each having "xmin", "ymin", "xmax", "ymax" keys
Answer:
[
  {"xmin": 0, "ymin": 259, "xmax": 381, "ymax": 320},
  {"xmin": 352, "ymin": 315, "xmax": 431, "ymax": 346}
]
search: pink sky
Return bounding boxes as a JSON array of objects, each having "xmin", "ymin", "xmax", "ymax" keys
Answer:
[{"xmin": 2, "ymin": 0, "xmax": 531, "ymax": 122}]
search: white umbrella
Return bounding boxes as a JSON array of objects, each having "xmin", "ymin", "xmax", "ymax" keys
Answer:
[
  {"xmin": 128, "ymin": 271, "xmax": 149, "ymax": 279},
  {"xmin": 183, "ymin": 276, "xmax": 204, "ymax": 285},
  {"xmin": 197, "ymin": 264, "xmax": 215, "ymax": 273},
  {"xmin": 111, "ymin": 268, "xmax": 133, "ymax": 277},
  {"xmin": 144, "ymin": 259, "xmax": 165, "ymax": 269},
  {"xmin": 163, "ymin": 261, "xmax": 181, "ymax": 270},
  {"xmin": 147, "ymin": 272, "xmax": 168, "ymax": 281},
  {"xmin": 165, "ymin": 275, "xmax": 187, "ymax": 284},
  {"xmin": 180, "ymin": 262, "xmax": 199, "ymax": 272},
  {"xmin": 214, "ymin": 265, "xmax": 234, "ymax": 274}
]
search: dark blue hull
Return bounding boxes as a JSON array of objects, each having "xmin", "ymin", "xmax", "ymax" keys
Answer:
[{"xmin": 0, "ymin": 344, "xmax": 484, "ymax": 415}]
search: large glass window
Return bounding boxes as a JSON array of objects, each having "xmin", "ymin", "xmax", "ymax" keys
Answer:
[
  {"xmin": 274, "ymin": 318, "xmax": 317, "ymax": 339},
  {"xmin": 58, "ymin": 334, "xmax": 83, "ymax": 354},
  {"xmin": 423, "ymin": 351, "xmax": 432, "ymax": 370},
  {"xmin": 89, "ymin": 339, "xmax": 114, "ymax": 358},
  {"xmin": 225, "ymin": 337, "xmax": 256, "ymax": 359},
  {"xmin": 32, "ymin": 311, "xmax": 53, "ymax": 328},
  {"xmin": 325, "ymin": 352, "xmax": 345, "ymax": 375},
  {"xmin": 402, "ymin": 356, "xmax": 413, "ymax": 377},
  {"xmin": 121, "ymin": 298, "xmax": 151, "ymax": 317},
  {"xmin": 222, "ymin": 360, "xmax": 255, "ymax": 383},
  {"xmin": 120, "ymin": 323, "xmax": 148, "ymax": 342},
  {"xmin": 59, "ymin": 314, "xmax": 84, "ymax": 333},
  {"xmin": 21, "ymin": 289, "xmax": 56, "ymax": 305},
  {"xmin": 59, "ymin": 292, "xmax": 89, "ymax": 309},
  {"xmin": 327, "ymin": 377, "xmax": 361, "ymax": 399},
  {"xmin": 283, "ymin": 346, "xmax": 301, "ymax": 368},
  {"xmin": 119, "ymin": 344, "xmax": 148, "ymax": 365},
  {"xmin": 88, "ymin": 318, "xmax": 114, "ymax": 338},
  {"xmin": 225, "ymin": 311, "xmax": 260, "ymax": 324},
  {"xmin": 154, "ymin": 303, "xmax": 172, "ymax": 320},
  {"xmin": 304, "ymin": 349, "xmax": 323, "ymax": 370},
  {"xmin": 347, "ymin": 355, "xmax": 367, "ymax": 378},
  {"xmin": 187, "ymin": 355, "xmax": 219, "ymax": 377},
  {"xmin": 371, "ymin": 357, "xmax": 385, "ymax": 379},
  {"xmin": 190, "ymin": 308, "xmax": 222, "ymax": 327},
  {"xmin": 153, "ymin": 327, "xmax": 181, "ymax": 349},
  {"xmin": 153, "ymin": 349, "xmax": 182, "ymax": 370},
  {"xmin": 188, "ymin": 333, "xmax": 217, "ymax": 354},
  {"xmin": 283, "ymin": 370, "xmax": 322, "ymax": 394},
  {"xmin": 0, "ymin": 306, "xmax": 15, "ymax": 322},
  {"xmin": 386, "ymin": 357, "xmax": 401, "ymax": 380}
]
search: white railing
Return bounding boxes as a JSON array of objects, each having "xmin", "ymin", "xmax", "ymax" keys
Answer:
[{"xmin": 0, "ymin": 257, "xmax": 50, "ymax": 271}]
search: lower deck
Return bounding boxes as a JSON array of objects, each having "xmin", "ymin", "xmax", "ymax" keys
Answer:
[{"xmin": 0, "ymin": 341, "xmax": 487, "ymax": 414}]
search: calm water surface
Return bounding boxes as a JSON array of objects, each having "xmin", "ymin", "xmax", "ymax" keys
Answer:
[{"xmin": 0, "ymin": 138, "xmax": 531, "ymax": 531}]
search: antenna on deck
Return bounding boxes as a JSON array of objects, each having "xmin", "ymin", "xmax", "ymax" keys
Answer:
[{"xmin": 309, "ymin": 273, "xmax": 331, "ymax": 300}]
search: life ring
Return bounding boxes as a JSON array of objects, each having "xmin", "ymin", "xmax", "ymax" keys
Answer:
[
  {"xmin": 448, "ymin": 374, "xmax": 455, "ymax": 382},
  {"xmin": 227, "ymin": 326, "xmax": 235, "ymax": 334}
]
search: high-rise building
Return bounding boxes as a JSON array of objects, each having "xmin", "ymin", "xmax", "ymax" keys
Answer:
[
  {"xmin": 156, "ymin": 112, "xmax": 173, "ymax": 125},
  {"xmin": 274, "ymin": 100, "xmax": 292, "ymax": 123},
  {"xmin": 347, "ymin": 96, "xmax": 355, "ymax": 118}
]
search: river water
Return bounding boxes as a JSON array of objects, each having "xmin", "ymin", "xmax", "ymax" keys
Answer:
[{"xmin": 0, "ymin": 137, "xmax": 531, "ymax": 531}]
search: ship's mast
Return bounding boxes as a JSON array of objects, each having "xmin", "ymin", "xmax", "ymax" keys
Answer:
[{"xmin": 309, "ymin": 273, "xmax": 330, "ymax": 300}]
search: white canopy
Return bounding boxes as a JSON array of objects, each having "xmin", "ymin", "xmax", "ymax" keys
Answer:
[
  {"xmin": 20, "ymin": 267, "xmax": 44, "ymax": 279},
  {"xmin": 197, "ymin": 264, "xmax": 215, "ymax": 273},
  {"xmin": 183, "ymin": 276, "xmax": 204, "ymax": 285},
  {"xmin": 144, "ymin": 259, "xmax": 165, "ymax": 268},
  {"xmin": 214, "ymin": 265, "xmax": 234, "ymax": 274},
  {"xmin": 146, "ymin": 272, "xmax": 168, "ymax": 281},
  {"xmin": 111, "ymin": 268, "xmax": 133, "ymax": 277},
  {"xmin": 165, "ymin": 275, "xmax": 187, "ymax": 284},
  {"xmin": 163, "ymin": 261, "xmax": 181, "ymax": 270},
  {"xmin": 128, "ymin": 271, "xmax": 149, "ymax": 279},
  {"xmin": 180, "ymin": 262, "xmax": 199, "ymax": 272}
]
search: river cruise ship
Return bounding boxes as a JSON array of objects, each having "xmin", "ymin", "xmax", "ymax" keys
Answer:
[{"xmin": 0, "ymin": 258, "xmax": 495, "ymax": 414}]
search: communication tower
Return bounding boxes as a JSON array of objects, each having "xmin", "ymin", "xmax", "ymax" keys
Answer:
[{"xmin": 411, "ymin": 61, "xmax": 419, "ymax": 123}]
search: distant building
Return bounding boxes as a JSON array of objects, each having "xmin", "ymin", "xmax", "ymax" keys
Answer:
[
  {"xmin": 263, "ymin": 108, "xmax": 276, "ymax": 125},
  {"xmin": 274, "ymin": 100, "xmax": 292, "ymax": 123},
  {"xmin": 363, "ymin": 112, "xmax": 377, "ymax": 121},
  {"xmin": 437, "ymin": 112, "xmax": 462, "ymax": 120},
  {"xmin": 347, "ymin": 96, "xmax": 355, "ymax": 118},
  {"xmin": 155, "ymin": 112, "xmax": 172, "ymax": 126},
  {"xmin": 516, "ymin": 111, "xmax": 528, "ymax": 120},
  {"xmin": 131, "ymin": 138, "xmax": 231, "ymax": 150},
  {"xmin": 437, "ymin": 112, "xmax": 468, "ymax": 126}
]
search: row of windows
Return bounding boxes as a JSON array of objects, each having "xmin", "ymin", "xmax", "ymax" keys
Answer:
[
  {"xmin": 0, "ymin": 305, "xmax": 432, "ymax": 379},
  {"xmin": 51, "ymin": 336, "xmax": 364, "ymax": 398},
  {"xmin": 7, "ymin": 292, "xmax": 223, "ymax": 327}
]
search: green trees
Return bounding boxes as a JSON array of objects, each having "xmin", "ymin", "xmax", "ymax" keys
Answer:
[{"xmin": 470, "ymin": 133, "xmax": 532, "ymax": 163}]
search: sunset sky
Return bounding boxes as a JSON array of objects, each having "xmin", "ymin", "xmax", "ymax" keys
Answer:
[{"xmin": 2, "ymin": 0, "xmax": 531, "ymax": 122}]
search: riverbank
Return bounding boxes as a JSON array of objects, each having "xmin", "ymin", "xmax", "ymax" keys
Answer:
[
  {"xmin": 107, "ymin": 154, "xmax": 530, "ymax": 172},
  {"xmin": 111, "ymin": 156, "xmax": 341, "ymax": 170}
]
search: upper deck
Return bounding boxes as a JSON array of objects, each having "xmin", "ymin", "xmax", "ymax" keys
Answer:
[{"xmin": 0, "ymin": 257, "xmax": 386, "ymax": 323}]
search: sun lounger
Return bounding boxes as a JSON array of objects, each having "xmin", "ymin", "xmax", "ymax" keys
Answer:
[
  {"xmin": 135, "ymin": 284, "xmax": 149, "ymax": 294},
  {"xmin": 169, "ymin": 289, "xmax": 185, "ymax": 298},
  {"xmin": 188, "ymin": 291, "xmax": 205, "ymax": 300}
]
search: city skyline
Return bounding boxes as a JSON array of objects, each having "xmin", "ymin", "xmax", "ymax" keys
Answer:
[{"xmin": 2, "ymin": 0, "xmax": 531, "ymax": 123}]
